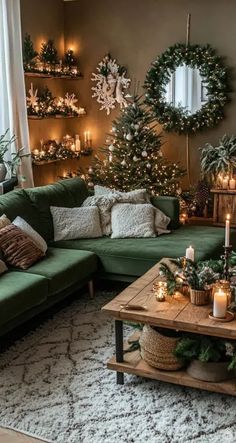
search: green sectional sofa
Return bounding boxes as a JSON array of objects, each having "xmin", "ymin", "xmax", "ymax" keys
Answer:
[{"xmin": 0, "ymin": 177, "xmax": 233, "ymax": 336}]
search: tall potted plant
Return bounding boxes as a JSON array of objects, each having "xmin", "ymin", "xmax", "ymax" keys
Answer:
[{"xmin": 0, "ymin": 130, "xmax": 29, "ymax": 181}]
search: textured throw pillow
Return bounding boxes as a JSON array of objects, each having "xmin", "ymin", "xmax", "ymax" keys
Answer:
[
  {"xmin": 154, "ymin": 207, "xmax": 171, "ymax": 235},
  {"xmin": 111, "ymin": 203, "xmax": 156, "ymax": 238},
  {"xmin": 13, "ymin": 216, "xmax": 48, "ymax": 253},
  {"xmin": 50, "ymin": 206, "xmax": 102, "ymax": 241},
  {"xmin": 0, "ymin": 225, "xmax": 44, "ymax": 270},
  {"xmin": 82, "ymin": 194, "xmax": 118, "ymax": 236},
  {"xmin": 0, "ymin": 214, "xmax": 11, "ymax": 230},
  {"xmin": 94, "ymin": 185, "xmax": 150, "ymax": 204}
]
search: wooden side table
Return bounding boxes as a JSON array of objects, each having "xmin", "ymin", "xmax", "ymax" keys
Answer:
[{"xmin": 211, "ymin": 189, "xmax": 236, "ymax": 227}]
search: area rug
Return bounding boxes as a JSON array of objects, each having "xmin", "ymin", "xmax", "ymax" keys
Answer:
[{"xmin": 0, "ymin": 292, "xmax": 236, "ymax": 443}]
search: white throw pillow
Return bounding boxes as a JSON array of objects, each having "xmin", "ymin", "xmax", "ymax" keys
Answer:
[
  {"xmin": 94, "ymin": 185, "xmax": 150, "ymax": 204},
  {"xmin": 13, "ymin": 216, "xmax": 48, "ymax": 253},
  {"xmin": 111, "ymin": 203, "xmax": 156, "ymax": 239},
  {"xmin": 50, "ymin": 206, "xmax": 102, "ymax": 241},
  {"xmin": 82, "ymin": 195, "xmax": 117, "ymax": 236},
  {"xmin": 154, "ymin": 207, "xmax": 171, "ymax": 235}
]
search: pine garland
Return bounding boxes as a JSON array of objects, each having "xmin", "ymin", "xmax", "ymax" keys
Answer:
[{"xmin": 144, "ymin": 43, "xmax": 230, "ymax": 134}]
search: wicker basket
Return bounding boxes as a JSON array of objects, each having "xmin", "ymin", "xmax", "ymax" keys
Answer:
[
  {"xmin": 139, "ymin": 325, "xmax": 183, "ymax": 371},
  {"xmin": 190, "ymin": 288, "xmax": 210, "ymax": 306}
]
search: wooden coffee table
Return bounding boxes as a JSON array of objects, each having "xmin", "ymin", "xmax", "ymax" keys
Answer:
[{"xmin": 102, "ymin": 262, "xmax": 236, "ymax": 396}]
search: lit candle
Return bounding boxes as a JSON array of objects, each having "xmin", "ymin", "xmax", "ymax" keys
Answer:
[
  {"xmin": 225, "ymin": 214, "xmax": 230, "ymax": 247},
  {"xmin": 229, "ymin": 178, "xmax": 236, "ymax": 190},
  {"xmin": 222, "ymin": 177, "xmax": 229, "ymax": 189},
  {"xmin": 186, "ymin": 245, "xmax": 195, "ymax": 262},
  {"xmin": 33, "ymin": 149, "xmax": 39, "ymax": 155},
  {"xmin": 84, "ymin": 131, "xmax": 87, "ymax": 144},
  {"xmin": 213, "ymin": 288, "xmax": 227, "ymax": 318},
  {"xmin": 71, "ymin": 144, "xmax": 76, "ymax": 152}
]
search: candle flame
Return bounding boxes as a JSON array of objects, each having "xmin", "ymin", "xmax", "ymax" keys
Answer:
[{"xmin": 226, "ymin": 214, "xmax": 230, "ymax": 220}]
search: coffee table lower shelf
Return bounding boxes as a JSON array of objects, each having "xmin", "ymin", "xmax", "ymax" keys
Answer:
[{"xmin": 107, "ymin": 351, "xmax": 236, "ymax": 396}]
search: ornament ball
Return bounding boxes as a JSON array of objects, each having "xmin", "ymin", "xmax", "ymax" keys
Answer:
[
  {"xmin": 141, "ymin": 151, "xmax": 148, "ymax": 157},
  {"xmin": 133, "ymin": 156, "xmax": 139, "ymax": 162},
  {"xmin": 108, "ymin": 144, "xmax": 115, "ymax": 152},
  {"xmin": 126, "ymin": 133, "xmax": 133, "ymax": 141}
]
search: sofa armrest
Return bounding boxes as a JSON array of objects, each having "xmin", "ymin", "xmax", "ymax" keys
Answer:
[{"xmin": 150, "ymin": 196, "xmax": 180, "ymax": 229}]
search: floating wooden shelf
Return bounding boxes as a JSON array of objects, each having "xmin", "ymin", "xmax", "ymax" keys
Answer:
[
  {"xmin": 28, "ymin": 114, "xmax": 85, "ymax": 120},
  {"xmin": 24, "ymin": 72, "xmax": 83, "ymax": 80}
]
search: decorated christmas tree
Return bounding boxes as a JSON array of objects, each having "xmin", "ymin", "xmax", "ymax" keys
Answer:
[
  {"xmin": 23, "ymin": 34, "xmax": 38, "ymax": 69},
  {"xmin": 40, "ymin": 39, "xmax": 58, "ymax": 64},
  {"xmin": 87, "ymin": 96, "xmax": 185, "ymax": 195}
]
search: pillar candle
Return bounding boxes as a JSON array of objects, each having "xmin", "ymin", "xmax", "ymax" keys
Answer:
[
  {"xmin": 213, "ymin": 289, "xmax": 227, "ymax": 318},
  {"xmin": 229, "ymin": 178, "xmax": 236, "ymax": 190},
  {"xmin": 186, "ymin": 245, "xmax": 195, "ymax": 262},
  {"xmin": 225, "ymin": 214, "xmax": 230, "ymax": 247},
  {"xmin": 222, "ymin": 178, "xmax": 229, "ymax": 189}
]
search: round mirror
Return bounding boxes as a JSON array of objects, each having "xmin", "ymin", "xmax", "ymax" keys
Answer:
[
  {"xmin": 164, "ymin": 65, "xmax": 209, "ymax": 114},
  {"xmin": 144, "ymin": 43, "xmax": 229, "ymax": 134}
]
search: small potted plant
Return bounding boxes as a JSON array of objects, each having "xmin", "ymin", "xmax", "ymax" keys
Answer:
[
  {"xmin": 159, "ymin": 258, "xmax": 219, "ymax": 305},
  {"xmin": 200, "ymin": 134, "xmax": 236, "ymax": 185},
  {"xmin": 0, "ymin": 130, "xmax": 29, "ymax": 181},
  {"xmin": 175, "ymin": 334, "xmax": 236, "ymax": 382}
]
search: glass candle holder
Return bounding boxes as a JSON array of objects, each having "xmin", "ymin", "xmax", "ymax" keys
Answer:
[
  {"xmin": 212, "ymin": 280, "xmax": 232, "ymax": 306},
  {"xmin": 153, "ymin": 281, "xmax": 167, "ymax": 302}
]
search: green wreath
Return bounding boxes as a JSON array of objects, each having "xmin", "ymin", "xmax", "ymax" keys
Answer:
[{"xmin": 144, "ymin": 43, "xmax": 230, "ymax": 134}]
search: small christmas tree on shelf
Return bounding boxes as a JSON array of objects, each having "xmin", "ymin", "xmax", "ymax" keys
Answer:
[
  {"xmin": 87, "ymin": 96, "xmax": 185, "ymax": 195},
  {"xmin": 40, "ymin": 39, "xmax": 58, "ymax": 64},
  {"xmin": 23, "ymin": 34, "xmax": 38, "ymax": 70}
]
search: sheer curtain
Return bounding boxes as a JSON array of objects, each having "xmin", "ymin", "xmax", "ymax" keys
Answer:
[{"xmin": 0, "ymin": 0, "xmax": 34, "ymax": 188}]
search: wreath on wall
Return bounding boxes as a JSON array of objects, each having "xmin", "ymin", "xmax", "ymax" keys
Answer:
[{"xmin": 144, "ymin": 43, "xmax": 230, "ymax": 134}]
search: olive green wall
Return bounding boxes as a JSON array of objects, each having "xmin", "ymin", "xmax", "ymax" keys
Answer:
[
  {"xmin": 20, "ymin": 0, "xmax": 236, "ymax": 187},
  {"xmin": 64, "ymin": 0, "xmax": 236, "ymax": 187}
]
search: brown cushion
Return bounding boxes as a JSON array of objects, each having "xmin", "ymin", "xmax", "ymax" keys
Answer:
[{"xmin": 0, "ymin": 225, "xmax": 44, "ymax": 270}]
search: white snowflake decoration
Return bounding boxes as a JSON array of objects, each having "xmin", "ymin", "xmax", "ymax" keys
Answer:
[
  {"xmin": 27, "ymin": 83, "xmax": 39, "ymax": 108},
  {"xmin": 91, "ymin": 54, "xmax": 131, "ymax": 115}
]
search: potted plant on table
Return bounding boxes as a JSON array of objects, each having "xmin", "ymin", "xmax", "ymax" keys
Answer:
[
  {"xmin": 0, "ymin": 130, "xmax": 29, "ymax": 182},
  {"xmin": 175, "ymin": 334, "xmax": 236, "ymax": 382},
  {"xmin": 200, "ymin": 134, "xmax": 236, "ymax": 186},
  {"xmin": 159, "ymin": 258, "xmax": 219, "ymax": 305}
]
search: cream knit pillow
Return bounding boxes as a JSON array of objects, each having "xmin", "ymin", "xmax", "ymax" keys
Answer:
[
  {"xmin": 111, "ymin": 203, "xmax": 156, "ymax": 238},
  {"xmin": 50, "ymin": 206, "xmax": 102, "ymax": 241}
]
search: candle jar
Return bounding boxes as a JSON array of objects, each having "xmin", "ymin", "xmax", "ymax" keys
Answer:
[
  {"xmin": 211, "ymin": 280, "xmax": 232, "ymax": 306},
  {"xmin": 153, "ymin": 281, "xmax": 168, "ymax": 302}
]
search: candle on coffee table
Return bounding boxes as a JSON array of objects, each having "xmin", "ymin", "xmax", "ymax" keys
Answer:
[
  {"xmin": 186, "ymin": 245, "xmax": 195, "ymax": 262},
  {"xmin": 213, "ymin": 288, "xmax": 227, "ymax": 318}
]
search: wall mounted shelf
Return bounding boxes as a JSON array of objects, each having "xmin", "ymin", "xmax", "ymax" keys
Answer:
[
  {"xmin": 25, "ymin": 72, "xmax": 82, "ymax": 80},
  {"xmin": 28, "ymin": 114, "xmax": 85, "ymax": 120}
]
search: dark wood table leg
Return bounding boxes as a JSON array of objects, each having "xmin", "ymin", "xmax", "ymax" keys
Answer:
[{"xmin": 115, "ymin": 319, "xmax": 124, "ymax": 384}]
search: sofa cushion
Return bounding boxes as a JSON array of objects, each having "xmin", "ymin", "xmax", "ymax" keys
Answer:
[
  {"xmin": 0, "ymin": 271, "xmax": 48, "ymax": 327},
  {"xmin": 24, "ymin": 247, "xmax": 97, "ymax": 295},
  {"xmin": 52, "ymin": 226, "xmax": 227, "ymax": 277},
  {"xmin": 0, "ymin": 189, "xmax": 42, "ymax": 235},
  {"xmin": 151, "ymin": 195, "xmax": 180, "ymax": 229},
  {"xmin": 57, "ymin": 177, "xmax": 89, "ymax": 207},
  {"xmin": 25, "ymin": 179, "xmax": 89, "ymax": 243}
]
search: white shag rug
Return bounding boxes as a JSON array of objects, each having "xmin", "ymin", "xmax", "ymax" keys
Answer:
[{"xmin": 0, "ymin": 292, "xmax": 236, "ymax": 443}]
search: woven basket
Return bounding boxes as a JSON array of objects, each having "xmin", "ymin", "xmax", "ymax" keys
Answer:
[
  {"xmin": 190, "ymin": 288, "xmax": 210, "ymax": 306},
  {"xmin": 139, "ymin": 325, "xmax": 183, "ymax": 371}
]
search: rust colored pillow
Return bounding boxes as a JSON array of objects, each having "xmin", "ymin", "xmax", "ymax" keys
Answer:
[{"xmin": 0, "ymin": 224, "xmax": 44, "ymax": 270}]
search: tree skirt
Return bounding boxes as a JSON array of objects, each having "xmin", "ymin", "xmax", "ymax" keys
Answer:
[{"xmin": 0, "ymin": 292, "xmax": 236, "ymax": 443}]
